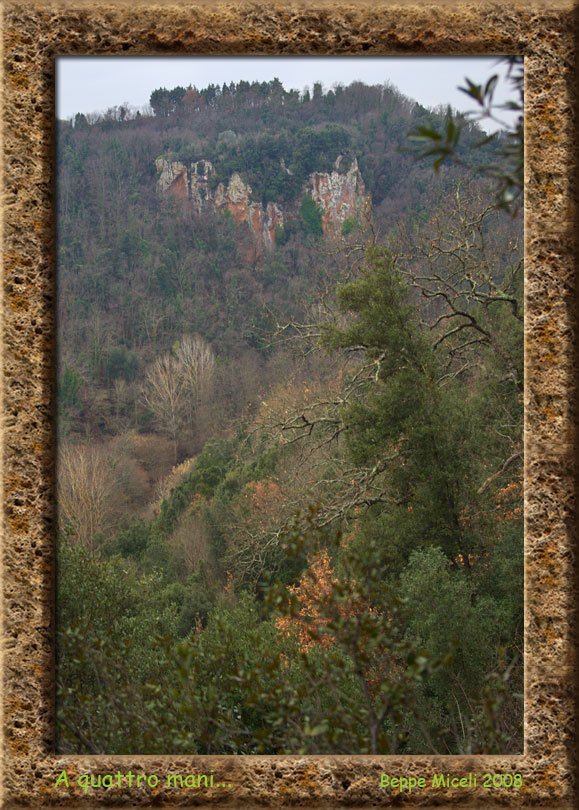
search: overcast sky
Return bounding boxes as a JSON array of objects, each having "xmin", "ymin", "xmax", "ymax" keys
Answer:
[{"xmin": 56, "ymin": 56, "xmax": 518, "ymax": 130}]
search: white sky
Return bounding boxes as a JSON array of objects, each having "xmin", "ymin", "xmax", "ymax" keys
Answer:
[{"xmin": 56, "ymin": 56, "xmax": 519, "ymax": 130}]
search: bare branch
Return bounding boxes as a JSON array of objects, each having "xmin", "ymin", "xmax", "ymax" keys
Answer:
[{"xmin": 477, "ymin": 451, "xmax": 522, "ymax": 495}]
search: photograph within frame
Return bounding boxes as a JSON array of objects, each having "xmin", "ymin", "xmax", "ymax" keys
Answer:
[{"xmin": 55, "ymin": 54, "xmax": 524, "ymax": 757}]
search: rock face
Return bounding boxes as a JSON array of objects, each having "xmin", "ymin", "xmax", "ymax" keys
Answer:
[
  {"xmin": 156, "ymin": 159, "xmax": 189, "ymax": 199},
  {"xmin": 156, "ymin": 157, "xmax": 284, "ymax": 251},
  {"xmin": 155, "ymin": 154, "xmax": 369, "ymax": 250},
  {"xmin": 308, "ymin": 155, "xmax": 368, "ymax": 236}
]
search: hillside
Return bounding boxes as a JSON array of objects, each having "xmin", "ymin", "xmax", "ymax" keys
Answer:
[
  {"xmin": 57, "ymin": 79, "xmax": 503, "ymax": 441},
  {"xmin": 56, "ymin": 77, "xmax": 524, "ymax": 755}
]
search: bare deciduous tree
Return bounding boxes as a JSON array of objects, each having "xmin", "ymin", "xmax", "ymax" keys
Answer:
[
  {"xmin": 175, "ymin": 335, "xmax": 216, "ymax": 410},
  {"xmin": 58, "ymin": 443, "xmax": 118, "ymax": 550},
  {"xmin": 142, "ymin": 354, "xmax": 187, "ymax": 464},
  {"xmin": 175, "ymin": 335, "xmax": 216, "ymax": 443},
  {"xmin": 168, "ymin": 511, "xmax": 210, "ymax": 577},
  {"xmin": 142, "ymin": 337, "xmax": 216, "ymax": 462}
]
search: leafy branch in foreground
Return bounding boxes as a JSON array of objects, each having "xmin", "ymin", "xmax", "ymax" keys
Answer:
[{"xmin": 407, "ymin": 57, "xmax": 523, "ymax": 213}]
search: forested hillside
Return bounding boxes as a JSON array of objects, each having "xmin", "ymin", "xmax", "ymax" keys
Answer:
[{"xmin": 56, "ymin": 76, "xmax": 523, "ymax": 755}]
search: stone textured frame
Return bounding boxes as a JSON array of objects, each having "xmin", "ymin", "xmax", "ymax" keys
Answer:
[{"xmin": 1, "ymin": 0, "xmax": 576, "ymax": 807}]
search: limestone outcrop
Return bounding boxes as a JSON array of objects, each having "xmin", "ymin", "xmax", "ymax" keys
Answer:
[
  {"xmin": 155, "ymin": 154, "xmax": 369, "ymax": 250},
  {"xmin": 307, "ymin": 156, "xmax": 368, "ymax": 236}
]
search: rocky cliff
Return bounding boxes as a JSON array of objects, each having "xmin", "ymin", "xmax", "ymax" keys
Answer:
[
  {"xmin": 307, "ymin": 155, "xmax": 368, "ymax": 237},
  {"xmin": 155, "ymin": 157, "xmax": 283, "ymax": 251},
  {"xmin": 155, "ymin": 155, "xmax": 369, "ymax": 251}
]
